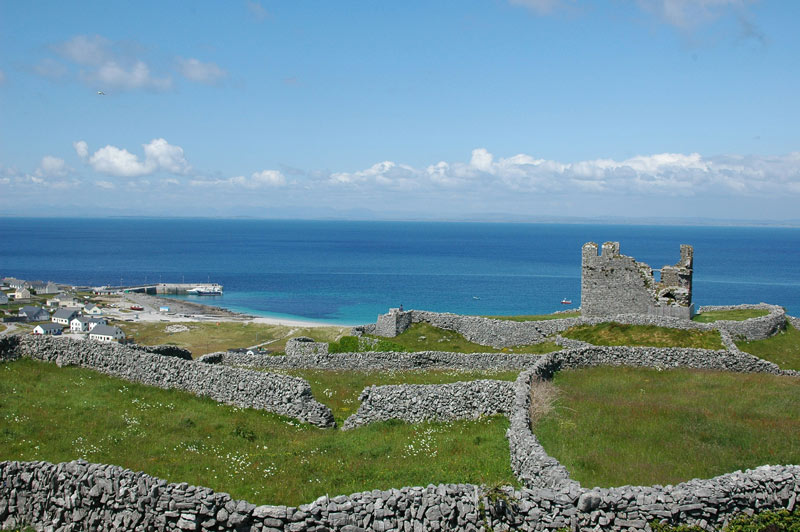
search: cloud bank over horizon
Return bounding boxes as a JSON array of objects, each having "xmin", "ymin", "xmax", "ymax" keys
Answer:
[{"xmin": 3, "ymin": 139, "xmax": 800, "ymax": 221}]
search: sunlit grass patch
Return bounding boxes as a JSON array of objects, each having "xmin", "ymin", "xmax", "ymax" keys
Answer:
[
  {"xmin": 371, "ymin": 322, "xmax": 560, "ymax": 354},
  {"xmin": 737, "ymin": 321, "xmax": 800, "ymax": 371},
  {"xmin": 0, "ymin": 359, "xmax": 516, "ymax": 506},
  {"xmin": 692, "ymin": 309, "xmax": 770, "ymax": 323},
  {"xmin": 561, "ymin": 322, "xmax": 724, "ymax": 349},
  {"xmin": 484, "ymin": 312, "xmax": 580, "ymax": 321},
  {"xmin": 117, "ymin": 321, "xmax": 346, "ymax": 357},
  {"xmin": 535, "ymin": 366, "xmax": 800, "ymax": 488}
]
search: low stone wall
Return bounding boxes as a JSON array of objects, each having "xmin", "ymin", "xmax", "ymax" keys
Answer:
[
  {"xmin": 285, "ymin": 336, "xmax": 329, "ymax": 356},
  {"xmin": 204, "ymin": 349, "xmax": 548, "ymax": 371},
  {"xmin": 2, "ymin": 459, "xmax": 797, "ymax": 531},
  {"xmin": 2, "ymin": 335, "xmax": 334, "ymax": 428},
  {"xmin": 356, "ymin": 304, "xmax": 787, "ymax": 348},
  {"xmin": 342, "ymin": 379, "xmax": 515, "ymax": 430},
  {"xmin": 134, "ymin": 343, "xmax": 193, "ymax": 360}
]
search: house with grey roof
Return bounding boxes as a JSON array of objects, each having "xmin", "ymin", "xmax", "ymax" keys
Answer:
[
  {"xmin": 52, "ymin": 308, "xmax": 80, "ymax": 325},
  {"xmin": 0, "ymin": 291, "xmax": 8, "ymax": 305},
  {"xmin": 13, "ymin": 288, "xmax": 31, "ymax": 300},
  {"xmin": 33, "ymin": 322, "xmax": 63, "ymax": 335},
  {"xmin": 18, "ymin": 306, "xmax": 50, "ymax": 322},
  {"xmin": 89, "ymin": 324, "xmax": 126, "ymax": 343},
  {"xmin": 84, "ymin": 303, "xmax": 103, "ymax": 316},
  {"xmin": 70, "ymin": 316, "xmax": 108, "ymax": 333}
]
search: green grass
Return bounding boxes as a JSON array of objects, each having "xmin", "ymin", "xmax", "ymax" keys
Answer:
[
  {"xmin": 737, "ymin": 322, "xmax": 800, "ymax": 371},
  {"xmin": 483, "ymin": 311, "xmax": 581, "ymax": 321},
  {"xmin": 0, "ymin": 359, "xmax": 516, "ymax": 506},
  {"xmin": 562, "ymin": 322, "xmax": 724, "ymax": 349},
  {"xmin": 369, "ymin": 322, "xmax": 560, "ymax": 354},
  {"xmin": 117, "ymin": 321, "xmax": 347, "ymax": 357},
  {"xmin": 535, "ymin": 366, "xmax": 800, "ymax": 488},
  {"xmin": 272, "ymin": 369, "xmax": 520, "ymax": 424},
  {"xmin": 692, "ymin": 309, "xmax": 770, "ymax": 323}
]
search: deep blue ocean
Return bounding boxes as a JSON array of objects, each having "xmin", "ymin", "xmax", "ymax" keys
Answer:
[{"xmin": 1, "ymin": 218, "xmax": 798, "ymax": 324}]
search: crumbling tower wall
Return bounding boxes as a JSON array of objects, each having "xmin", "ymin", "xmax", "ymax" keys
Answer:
[{"xmin": 581, "ymin": 242, "xmax": 694, "ymax": 319}]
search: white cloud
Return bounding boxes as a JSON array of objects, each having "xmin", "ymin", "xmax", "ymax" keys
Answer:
[
  {"xmin": 191, "ymin": 169, "xmax": 287, "ymax": 189},
  {"xmin": 323, "ymin": 148, "xmax": 800, "ymax": 198},
  {"xmin": 96, "ymin": 180, "xmax": 115, "ymax": 189},
  {"xmin": 177, "ymin": 57, "xmax": 227, "ymax": 84},
  {"xmin": 508, "ymin": 0, "xmax": 565, "ymax": 14},
  {"xmin": 246, "ymin": 1, "xmax": 269, "ymax": 21},
  {"xmin": 81, "ymin": 138, "xmax": 190, "ymax": 177},
  {"xmin": 74, "ymin": 140, "xmax": 89, "ymax": 160},
  {"xmin": 56, "ymin": 35, "xmax": 111, "ymax": 66},
  {"xmin": 638, "ymin": 0, "xmax": 750, "ymax": 29},
  {"xmin": 89, "ymin": 60, "xmax": 172, "ymax": 91},
  {"xmin": 50, "ymin": 34, "xmax": 172, "ymax": 91},
  {"xmin": 37, "ymin": 156, "xmax": 69, "ymax": 177}
]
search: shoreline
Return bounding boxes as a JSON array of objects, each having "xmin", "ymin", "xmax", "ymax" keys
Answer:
[{"xmin": 112, "ymin": 292, "xmax": 348, "ymax": 328}]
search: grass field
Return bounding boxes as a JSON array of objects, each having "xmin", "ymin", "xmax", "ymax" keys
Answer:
[
  {"xmin": 561, "ymin": 322, "xmax": 724, "ymax": 349},
  {"xmin": 369, "ymin": 322, "xmax": 560, "ymax": 354},
  {"xmin": 692, "ymin": 308, "xmax": 770, "ymax": 323},
  {"xmin": 737, "ymin": 322, "xmax": 800, "ymax": 371},
  {"xmin": 0, "ymin": 358, "xmax": 516, "ymax": 506},
  {"xmin": 116, "ymin": 321, "xmax": 347, "ymax": 357},
  {"xmin": 535, "ymin": 366, "xmax": 800, "ymax": 488},
  {"xmin": 273, "ymin": 369, "xmax": 520, "ymax": 424},
  {"xmin": 483, "ymin": 311, "xmax": 581, "ymax": 321}
]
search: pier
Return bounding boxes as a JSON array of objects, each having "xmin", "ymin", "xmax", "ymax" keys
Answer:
[{"xmin": 87, "ymin": 283, "xmax": 223, "ymax": 295}]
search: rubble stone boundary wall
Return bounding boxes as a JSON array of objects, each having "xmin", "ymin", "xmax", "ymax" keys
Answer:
[
  {"xmin": 0, "ymin": 336, "xmax": 334, "ymax": 428},
  {"xmin": 2, "ymin": 459, "xmax": 798, "ymax": 532},
  {"xmin": 341, "ymin": 379, "xmax": 515, "ymax": 430},
  {"xmin": 199, "ymin": 349, "xmax": 549, "ymax": 371},
  {"xmin": 506, "ymin": 346, "xmax": 799, "ymax": 491},
  {"xmin": 362, "ymin": 304, "xmax": 786, "ymax": 348}
]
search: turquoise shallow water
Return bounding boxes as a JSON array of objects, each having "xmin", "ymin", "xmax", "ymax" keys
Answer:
[{"xmin": 1, "ymin": 218, "xmax": 799, "ymax": 324}]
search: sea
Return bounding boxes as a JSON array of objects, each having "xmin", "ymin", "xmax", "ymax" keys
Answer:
[{"xmin": 1, "ymin": 218, "xmax": 798, "ymax": 325}]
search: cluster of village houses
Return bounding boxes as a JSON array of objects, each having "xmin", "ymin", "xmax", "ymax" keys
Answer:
[{"xmin": 1, "ymin": 277, "xmax": 126, "ymax": 343}]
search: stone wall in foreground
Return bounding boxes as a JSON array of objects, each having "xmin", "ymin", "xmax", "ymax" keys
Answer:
[
  {"xmin": 2, "ymin": 335, "xmax": 334, "ymax": 428},
  {"xmin": 2, "ymin": 459, "xmax": 798, "ymax": 531},
  {"xmin": 342, "ymin": 379, "xmax": 515, "ymax": 430}
]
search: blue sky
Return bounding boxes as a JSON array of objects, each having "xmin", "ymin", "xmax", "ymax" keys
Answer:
[{"xmin": 1, "ymin": 0, "xmax": 799, "ymax": 221}]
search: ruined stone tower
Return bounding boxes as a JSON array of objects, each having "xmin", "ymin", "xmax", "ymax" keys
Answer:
[{"xmin": 581, "ymin": 242, "xmax": 694, "ymax": 319}]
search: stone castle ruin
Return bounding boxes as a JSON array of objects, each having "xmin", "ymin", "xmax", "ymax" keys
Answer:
[{"xmin": 581, "ymin": 241, "xmax": 694, "ymax": 319}]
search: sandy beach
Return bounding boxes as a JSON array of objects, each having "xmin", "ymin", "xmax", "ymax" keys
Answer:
[{"xmin": 105, "ymin": 292, "xmax": 344, "ymax": 328}]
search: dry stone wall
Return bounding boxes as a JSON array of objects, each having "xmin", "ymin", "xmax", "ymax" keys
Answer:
[
  {"xmin": 2, "ymin": 459, "xmax": 798, "ymax": 532},
  {"xmin": 1, "ymin": 335, "xmax": 334, "ymax": 428},
  {"xmin": 392, "ymin": 304, "xmax": 785, "ymax": 348},
  {"xmin": 201, "ymin": 349, "xmax": 547, "ymax": 371},
  {"xmin": 342, "ymin": 379, "xmax": 515, "ymax": 430}
]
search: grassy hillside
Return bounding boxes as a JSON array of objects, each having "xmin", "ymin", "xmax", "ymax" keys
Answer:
[
  {"xmin": 0, "ymin": 359, "xmax": 516, "ymax": 506},
  {"xmin": 692, "ymin": 309, "xmax": 770, "ymax": 323}
]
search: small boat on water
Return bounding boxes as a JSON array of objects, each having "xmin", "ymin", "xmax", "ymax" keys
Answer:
[
  {"xmin": 187, "ymin": 284, "xmax": 223, "ymax": 296},
  {"xmin": 560, "ymin": 298, "xmax": 572, "ymax": 305}
]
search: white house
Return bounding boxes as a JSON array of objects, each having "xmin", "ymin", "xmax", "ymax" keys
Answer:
[
  {"xmin": 18, "ymin": 306, "xmax": 49, "ymax": 322},
  {"xmin": 33, "ymin": 322, "xmax": 63, "ymax": 335},
  {"xmin": 70, "ymin": 316, "xmax": 107, "ymax": 333},
  {"xmin": 13, "ymin": 288, "xmax": 31, "ymax": 300},
  {"xmin": 84, "ymin": 303, "xmax": 103, "ymax": 316},
  {"xmin": 41, "ymin": 281, "xmax": 60, "ymax": 294},
  {"xmin": 52, "ymin": 308, "xmax": 80, "ymax": 325},
  {"xmin": 0, "ymin": 292, "xmax": 8, "ymax": 305},
  {"xmin": 89, "ymin": 324, "xmax": 126, "ymax": 343},
  {"xmin": 54, "ymin": 294, "xmax": 80, "ymax": 307},
  {"xmin": 5, "ymin": 278, "xmax": 26, "ymax": 290}
]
